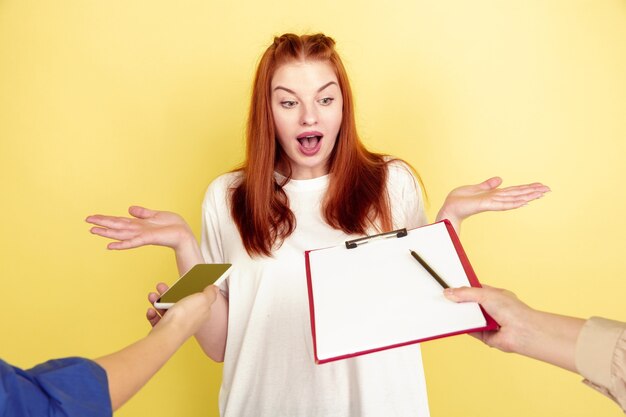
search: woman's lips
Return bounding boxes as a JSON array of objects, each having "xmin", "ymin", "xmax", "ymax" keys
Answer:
[{"xmin": 297, "ymin": 131, "xmax": 323, "ymax": 156}]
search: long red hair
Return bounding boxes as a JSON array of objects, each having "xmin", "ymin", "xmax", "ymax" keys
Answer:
[{"xmin": 231, "ymin": 33, "xmax": 397, "ymax": 257}]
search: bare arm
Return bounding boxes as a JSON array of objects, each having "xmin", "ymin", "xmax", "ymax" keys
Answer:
[
  {"xmin": 95, "ymin": 286, "xmax": 218, "ymax": 410},
  {"xmin": 444, "ymin": 285, "xmax": 585, "ymax": 372},
  {"xmin": 147, "ymin": 281, "xmax": 228, "ymax": 362},
  {"xmin": 87, "ymin": 206, "xmax": 229, "ymax": 360},
  {"xmin": 194, "ymin": 292, "xmax": 229, "ymax": 361}
]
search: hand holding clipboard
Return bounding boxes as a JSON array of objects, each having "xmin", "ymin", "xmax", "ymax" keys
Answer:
[{"xmin": 305, "ymin": 220, "xmax": 497, "ymax": 364}]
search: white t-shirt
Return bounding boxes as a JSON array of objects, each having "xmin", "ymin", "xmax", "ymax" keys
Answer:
[{"xmin": 201, "ymin": 160, "xmax": 430, "ymax": 417}]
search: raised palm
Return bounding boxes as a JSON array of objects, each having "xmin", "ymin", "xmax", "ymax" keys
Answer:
[
  {"xmin": 86, "ymin": 206, "xmax": 192, "ymax": 250},
  {"xmin": 438, "ymin": 177, "xmax": 550, "ymax": 224}
]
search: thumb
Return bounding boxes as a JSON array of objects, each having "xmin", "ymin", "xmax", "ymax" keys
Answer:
[
  {"xmin": 129, "ymin": 205, "xmax": 157, "ymax": 219},
  {"xmin": 443, "ymin": 286, "xmax": 485, "ymax": 303},
  {"xmin": 203, "ymin": 285, "xmax": 219, "ymax": 302},
  {"xmin": 477, "ymin": 176, "xmax": 502, "ymax": 191}
]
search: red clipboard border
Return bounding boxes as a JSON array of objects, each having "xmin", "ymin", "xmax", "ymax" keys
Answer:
[{"xmin": 305, "ymin": 219, "xmax": 499, "ymax": 365}]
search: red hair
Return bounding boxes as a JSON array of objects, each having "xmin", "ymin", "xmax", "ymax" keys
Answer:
[{"xmin": 231, "ymin": 33, "xmax": 399, "ymax": 257}]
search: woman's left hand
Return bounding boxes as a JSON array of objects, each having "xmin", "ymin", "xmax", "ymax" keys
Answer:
[{"xmin": 436, "ymin": 177, "xmax": 550, "ymax": 231}]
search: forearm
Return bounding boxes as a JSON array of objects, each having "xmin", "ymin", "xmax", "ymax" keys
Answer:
[
  {"xmin": 513, "ymin": 309, "xmax": 585, "ymax": 373},
  {"xmin": 94, "ymin": 321, "xmax": 189, "ymax": 410},
  {"xmin": 194, "ymin": 291, "xmax": 229, "ymax": 362}
]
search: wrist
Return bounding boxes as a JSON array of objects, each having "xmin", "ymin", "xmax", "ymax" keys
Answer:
[
  {"xmin": 507, "ymin": 306, "xmax": 541, "ymax": 356},
  {"xmin": 436, "ymin": 207, "xmax": 461, "ymax": 234},
  {"xmin": 436, "ymin": 205, "xmax": 459, "ymax": 223},
  {"xmin": 152, "ymin": 310, "xmax": 194, "ymax": 345},
  {"xmin": 173, "ymin": 228, "xmax": 197, "ymax": 252}
]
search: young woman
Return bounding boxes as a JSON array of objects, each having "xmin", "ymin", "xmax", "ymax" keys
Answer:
[{"xmin": 87, "ymin": 33, "xmax": 549, "ymax": 416}]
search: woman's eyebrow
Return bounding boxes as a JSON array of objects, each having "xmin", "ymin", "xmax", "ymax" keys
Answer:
[
  {"xmin": 273, "ymin": 86, "xmax": 297, "ymax": 95},
  {"xmin": 317, "ymin": 81, "xmax": 338, "ymax": 92},
  {"xmin": 273, "ymin": 81, "xmax": 338, "ymax": 95}
]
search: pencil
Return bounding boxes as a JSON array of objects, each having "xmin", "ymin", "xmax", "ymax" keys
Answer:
[{"xmin": 409, "ymin": 249, "xmax": 450, "ymax": 289}]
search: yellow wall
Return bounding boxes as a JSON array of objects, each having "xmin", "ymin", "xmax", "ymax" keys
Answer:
[{"xmin": 1, "ymin": 1, "xmax": 625, "ymax": 416}]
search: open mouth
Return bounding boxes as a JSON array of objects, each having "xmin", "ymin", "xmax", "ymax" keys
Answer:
[
  {"xmin": 295, "ymin": 131, "xmax": 324, "ymax": 156},
  {"xmin": 297, "ymin": 134, "xmax": 323, "ymax": 150}
]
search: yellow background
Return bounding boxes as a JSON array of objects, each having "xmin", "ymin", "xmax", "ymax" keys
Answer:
[{"xmin": 1, "ymin": 1, "xmax": 625, "ymax": 416}]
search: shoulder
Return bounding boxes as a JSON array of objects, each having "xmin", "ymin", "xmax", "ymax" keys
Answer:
[
  {"xmin": 384, "ymin": 157, "xmax": 422, "ymax": 191},
  {"xmin": 385, "ymin": 157, "xmax": 413, "ymax": 174},
  {"xmin": 207, "ymin": 171, "xmax": 243, "ymax": 192},
  {"xmin": 202, "ymin": 171, "xmax": 243, "ymax": 207},
  {"xmin": 383, "ymin": 157, "xmax": 428, "ymax": 228}
]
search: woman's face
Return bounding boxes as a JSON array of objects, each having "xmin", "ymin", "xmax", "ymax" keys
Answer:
[{"xmin": 271, "ymin": 60, "xmax": 343, "ymax": 179}]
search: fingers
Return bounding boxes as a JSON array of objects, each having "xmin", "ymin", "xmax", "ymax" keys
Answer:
[
  {"xmin": 147, "ymin": 282, "xmax": 169, "ymax": 313},
  {"xmin": 107, "ymin": 235, "xmax": 148, "ymax": 250},
  {"xmin": 148, "ymin": 291, "xmax": 167, "ymax": 318},
  {"xmin": 467, "ymin": 330, "xmax": 489, "ymax": 344},
  {"xmin": 474, "ymin": 179, "xmax": 550, "ymax": 200},
  {"xmin": 443, "ymin": 286, "xmax": 486, "ymax": 303},
  {"xmin": 146, "ymin": 308, "xmax": 161, "ymax": 327},
  {"xmin": 87, "ymin": 214, "xmax": 145, "ymax": 248},
  {"xmin": 491, "ymin": 191, "xmax": 546, "ymax": 202},
  {"xmin": 90, "ymin": 227, "xmax": 145, "ymax": 250},
  {"xmin": 493, "ymin": 199, "xmax": 542, "ymax": 211},
  {"xmin": 499, "ymin": 182, "xmax": 549, "ymax": 191},
  {"xmin": 89, "ymin": 226, "xmax": 138, "ymax": 241},
  {"xmin": 445, "ymin": 285, "xmax": 517, "ymax": 307},
  {"xmin": 482, "ymin": 199, "xmax": 531, "ymax": 212},
  {"xmin": 156, "ymin": 282, "xmax": 169, "ymax": 295},
  {"xmin": 496, "ymin": 184, "xmax": 551, "ymax": 197},
  {"xmin": 85, "ymin": 215, "xmax": 132, "ymax": 229},
  {"xmin": 148, "ymin": 291, "xmax": 160, "ymax": 305},
  {"xmin": 129, "ymin": 206, "xmax": 157, "ymax": 219},
  {"xmin": 485, "ymin": 186, "xmax": 550, "ymax": 211},
  {"xmin": 86, "ymin": 214, "xmax": 152, "ymax": 250}
]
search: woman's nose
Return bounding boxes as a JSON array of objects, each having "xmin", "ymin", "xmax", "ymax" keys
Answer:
[{"xmin": 300, "ymin": 104, "xmax": 318, "ymax": 126}]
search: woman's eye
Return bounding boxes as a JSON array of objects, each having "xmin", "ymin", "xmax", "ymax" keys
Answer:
[
  {"xmin": 281, "ymin": 100, "xmax": 297, "ymax": 108},
  {"xmin": 319, "ymin": 97, "xmax": 334, "ymax": 106}
]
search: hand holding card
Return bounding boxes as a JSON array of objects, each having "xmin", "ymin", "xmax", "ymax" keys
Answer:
[{"xmin": 154, "ymin": 263, "xmax": 232, "ymax": 309}]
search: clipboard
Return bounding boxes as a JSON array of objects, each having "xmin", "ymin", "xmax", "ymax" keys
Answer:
[{"xmin": 304, "ymin": 220, "xmax": 498, "ymax": 364}]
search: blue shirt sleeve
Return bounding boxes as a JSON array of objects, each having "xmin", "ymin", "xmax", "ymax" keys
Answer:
[{"xmin": 0, "ymin": 357, "xmax": 112, "ymax": 417}]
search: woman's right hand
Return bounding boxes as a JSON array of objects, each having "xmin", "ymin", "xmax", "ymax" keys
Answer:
[{"xmin": 86, "ymin": 206, "xmax": 194, "ymax": 251}]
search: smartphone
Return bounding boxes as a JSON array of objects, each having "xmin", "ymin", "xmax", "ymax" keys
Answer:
[{"xmin": 154, "ymin": 263, "xmax": 232, "ymax": 309}]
